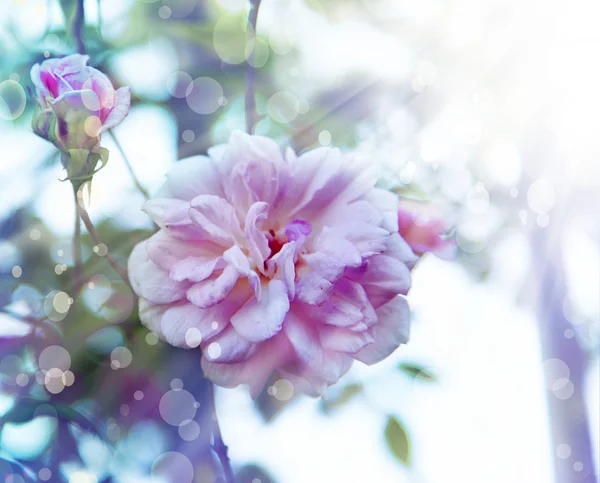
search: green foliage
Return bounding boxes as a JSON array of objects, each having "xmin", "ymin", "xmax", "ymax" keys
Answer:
[
  {"xmin": 320, "ymin": 382, "xmax": 363, "ymax": 413},
  {"xmin": 384, "ymin": 416, "xmax": 411, "ymax": 466},
  {"xmin": 398, "ymin": 363, "xmax": 438, "ymax": 382},
  {"xmin": 0, "ymin": 397, "xmax": 107, "ymax": 443}
]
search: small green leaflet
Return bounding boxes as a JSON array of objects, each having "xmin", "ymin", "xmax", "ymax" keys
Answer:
[
  {"xmin": 385, "ymin": 416, "xmax": 411, "ymax": 466},
  {"xmin": 398, "ymin": 362, "xmax": 438, "ymax": 382}
]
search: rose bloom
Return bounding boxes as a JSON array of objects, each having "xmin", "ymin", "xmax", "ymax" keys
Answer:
[
  {"xmin": 30, "ymin": 54, "xmax": 130, "ymax": 151},
  {"xmin": 397, "ymin": 204, "xmax": 455, "ymax": 259},
  {"xmin": 129, "ymin": 132, "xmax": 418, "ymax": 396}
]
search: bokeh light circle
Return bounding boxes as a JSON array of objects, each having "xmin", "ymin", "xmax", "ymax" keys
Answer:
[
  {"xmin": 527, "ymin": 179, "xmax": 555, "ymax": 214},
  {"xmin": 110, "ymin": 346, "xmax": 133, "ymax": 369},
  {"xmin": 159, "ymin": 389, "xmax": 197, "ymax": 426},
  {"xmin": 0, "ymin": 80, "xmax": 26, "ymax": 121},
  {"xmin": 152, "ymin": 451, "xmax": 194, "ymax": 483},
  {"xmin": 556, "ymin": 443, "xmax": 571, "ymax": 459},
  {"xmin": 166, "ymin": 71, "xmax": 193, "ymax": 98},
  {"xmin": 39, "ymin": 345, "xmax": 71, "ymax": 371},
  {"xmin": 268, "ymin": 91, "xmax": 299, "ymax": 124},
  {"xmin": 271, "ymin": 379, "xmax": 295, "ymax": 401},
  {"xmin": 178, "ymin": 419, "xmax": 201, "ymax": 441},
  {"xmin": 186, "ymin": 77, "xmax": 224, "ymax": 115},
  {"xmin": 213, "ymin": 14, "xmax": 248, "ymax": 64},
  {"xmin": 184, "ymin": 327, "xmax": 202, "ymax": 348}
]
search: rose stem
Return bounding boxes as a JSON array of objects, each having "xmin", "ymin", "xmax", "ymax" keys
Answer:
[
  {"xmin": 209, "ymin": 382, "xmax": 236, "ymax": 483},
  {"xmin": 108, "ymin": 130, "xmax": 150, "ymax": 200},
  {"xmin": 72, "ymin": 186, "xmax": 83, "ymax": 297},
  {"xmin": 245, "ymin": 0, "xmax": 263, "ymax": 134},
  {"xmin": 76, "ymin": 200, "xmax": 130, "ymax": 285}
]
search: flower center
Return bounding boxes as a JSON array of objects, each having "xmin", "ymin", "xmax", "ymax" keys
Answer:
[
  {"xmin": 264, "ymin": 219, "xmax": 312, "ymax": 265},
  {"xmin": 267, "ymin": 229, "xmax": 286, "ymax": 257}
]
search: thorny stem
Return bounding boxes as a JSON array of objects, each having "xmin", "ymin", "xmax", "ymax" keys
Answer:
[
  {"xmin": 76, "ymin": 197, "xmax": 129, "ymax": 285},
  {"xmin": 108, "ymin": 130, "xmax": 150, "ymax": 199},
  {"xmin": 208, "ymin": 382, "xmax": 235, "ymax": 483},
  {"xmin": 245, "ymin": 0, "xmax": 262, "ymax": 134}
]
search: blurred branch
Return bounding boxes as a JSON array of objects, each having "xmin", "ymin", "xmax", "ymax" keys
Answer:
[
  {"xmin": 96, "ymin": 0, "xmax": 102, "ymax": 39},
  {"xmin": 245, "ymin": 0, "xmax": 263, "ymax": 134},
  {"xmin": 60, "ymin": 0, "xmax": 86, "ymax": 54},
  {"xmin": 108, "ymin": 130, "xmax": 150, "ymax": 200},
  {"xmin": 208, "ymin": 383, "xmax": 235, "ymax": 483},
  {"xmin": 76, "ymin": 200, "xmax": 129, "ymax": 285},
  {"xmin": 529, "ymin": 195, "xmax": 597, "ymax": 483}
]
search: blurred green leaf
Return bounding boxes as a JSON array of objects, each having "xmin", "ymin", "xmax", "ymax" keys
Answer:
[
  {"xmin": 321, "ymin": 383, "xmax": 363, "ymax": 413},
  {"xmin": 0, "ymin": 397, "xmax": 107, "ymax": 442},
  {"xmin": 235, "ymin": 464, "xmax": 274, "ymax": 483},
  {"xmin": 398, "ymin": 363, "xmax": 437, "ymax": 382},
  {"xmin": 385, "ymin": 416, "xmax": 411, "ymax": 466},
  {"xmin": 254, "ymin": 374, "xmax": 296, "ymax": 422}
]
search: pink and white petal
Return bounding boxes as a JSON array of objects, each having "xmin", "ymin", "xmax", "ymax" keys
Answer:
[
  {"xmin": 202, "ymin": 324, "xmax": 257, "ymax": 363},
  {"xmin": 295, "ymin": 273, "xmax": 334, "ymax": 306},
  {"xmin": 313, "ymin": 227, "xmax": 363, "ymax": 267},
  {"xmin": 138, "ymin": 298, "xmax": 167, "ymax": 333},
  {"xmin": 265, "ymin": 241, "xmax": 296, "ymax": 299},
  {"xmin": 169, "ymin": 256, "xmax": 225, "ymax": 283},
  {"xmin": 300, "ymin": 252, "xmax": 345, "ymax": 284},
  {"xmin": 244, "ymin": 202, "xmax": 271, "ymax": 268},
  {"xmin": 230, "ymin": 279, "xmax": 289, "ymax": 342},
  {"xmin": 223, "ymin": 245, "xmax": 261, "ymax": 300},
  {"xmin": 321, "ymin": 351, "xmax": 354, "ymax": 385},
  {"xmin": 145, "ymin": 231, "xmax": 217, "ymax": 270},
  {"xmin": 347, "ymin": 254, "xmax": 411, "ymax": 308},
  {"xmin": 189, "ymin": 195, "xmax": 243, "ymax": 246},
  {"xmin": 161, "ymin": 296, "xmax": 247, "ymax": 347},
  {"xmin": 303, "ymin": 294, "xmax": 364, "ymax": 327},
  {"xmin": 385, "ymin": 233, "xmax": 419, "ymax": 269},
  {"xmin": 319, "ymin": 325, "xmax": 374, "ymax": 353},
  {"xmin": 354, "ymin": 295, "xmax": 410, "ymax": 365},
  {"xmin": 166, "ymin": 156, "xmax": 224, "ymax": 201},
  {"xmin": 334, "ymin": 278, "xmax": 377, "ymax": 327},
  {"xmin": 283, "ymin": 311, "xmax": 324, "ymax": 373},
  {"xmin": 201, "ymin": 334, "xmax": 292, "ymax": 398},
  {"xmin": 186, "ymin": 265, "xmax": 240, "ymax": 308},
  {"xmin": 128, "ymin": 242, "xmax": 189, "ymax": 305},
  {"xmin": 323, "ymin": 199, "xmax": 383, "ymax": 227},
  {"xmin": 328, "ymin": 221, "xmax": 390, "ymax": 257},
  {"xmin": 30, "ymin": 64, "xmax": 50, "ymax": 100},
  {"xmin": 100, "ymin": 86, "xmax": 131, "ymax": 132},
  {"xmin": 362, "ymin": 187, "xmax": 400, "ymax": 232},
  {"xmin": 142, "ymin": 198, "xmax": 191, "ymax": 230}
]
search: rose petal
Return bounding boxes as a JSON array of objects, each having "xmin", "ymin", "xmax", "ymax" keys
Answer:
[
  {"xmin": 100, "ymin": 86, "xmax": 131, "ymax": 132},
  {"xmin": 127, "ymin": 242, "xmax": 189, "ymax": 305},
  {"xmin": 230, "ymin": 279, "xmax": 289, "ymax": 342},
  {"xmin": 354, "ymin": 296, "xmax": 410, "ymax": 365}
]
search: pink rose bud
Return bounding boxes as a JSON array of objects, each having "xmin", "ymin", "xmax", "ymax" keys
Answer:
[
  {"xmin": 397, "ymin": 204, "xmax": 455, "ymax": 259},
  {"xmin": 30, "ymin": 54, "xmax": 130, "ymax": 152}
]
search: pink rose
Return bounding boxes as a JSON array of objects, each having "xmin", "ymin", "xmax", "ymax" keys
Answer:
[
  {"xmin": 128, "ymin": 132, "xmax": 418, "ymax": 396},
  {"xmin": 397, "ymin": 204, "xmax": 455, "ymax": 259},
  {"xmin": 30, "ymin": 54, "xmax": 130, "ymax": 151}
]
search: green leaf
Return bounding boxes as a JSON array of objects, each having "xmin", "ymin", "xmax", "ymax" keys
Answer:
[
  {"xmin": 398, "ymin": 363, "xmax": 437, "ymax": 382},
  {"xmin": 385, "ymin": 416, "xmax": 411, "ymax": 466},
  {"xmin": 0, "ymin": 397, "xmax": 107, "ymax": 442},
  {"xmin": 321, "ymin": 383, "xmax": 363, "ymax": 413}
]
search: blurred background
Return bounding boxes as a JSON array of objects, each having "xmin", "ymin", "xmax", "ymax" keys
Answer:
[{"xmin": 0, "ymin": 0, "xmax": 599, "ymax": 482}]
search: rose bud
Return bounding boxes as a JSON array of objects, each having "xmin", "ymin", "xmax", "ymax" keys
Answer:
[
  {"xmin": 30, "ymin": 54, "xmax": 130, "ymax": 153},
  {"xmin": 397, "ymin": 203, "xmax": 455, "ymax": 260}
]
